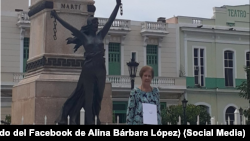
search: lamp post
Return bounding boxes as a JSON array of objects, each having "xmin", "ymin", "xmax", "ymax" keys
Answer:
[
  {"xmin": 247, "ymin": 66, "xmax": 250, "ymax": 108},
  {"xmin": 127, "ymin": 54, "xmax": 139, "ymax": 89},
  {"xmin": 182, "ymin": 97, "xmax": 188, "ymax": 125}
]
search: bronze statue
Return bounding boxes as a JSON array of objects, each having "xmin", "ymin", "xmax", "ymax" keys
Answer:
[{"xmin": 51, "ymin": 0, "xmax": 122, "ymax": 125}]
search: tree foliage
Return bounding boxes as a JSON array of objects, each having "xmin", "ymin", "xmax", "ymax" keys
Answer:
[
  {"xmin": 1, "ymin": 115, "xmax": 11, "ymax": 125},
  {"xmin": 5, "ymin": 114, "xmax": 11, "ymax": 123},
  {"xmin": 161, "ymin": 104, "xmax": 211, "ymax": 125},
  {"xmin": 236, "ymin": 66, "xmax": 250, "ymax": 124},
  {"xmin": 237, "ymin": 80, "xmax": 248, "ymax": 99},
  {"xmin": 243, "ymin": 108, "xmax": 250, "ymax": 125},
  {"xmin": 236, "ymin": 66, "xmax": 250, "ymax": 100}
]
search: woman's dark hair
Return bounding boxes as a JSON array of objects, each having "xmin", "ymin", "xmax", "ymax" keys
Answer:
[{"xmin": 66, "ymin": 17, "xmax": 98, "ymax": 52}]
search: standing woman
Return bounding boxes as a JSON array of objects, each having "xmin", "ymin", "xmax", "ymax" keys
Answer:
[
  {"xmin": 51, "ymin": 0, "xmax": 122, "ymax": 125},
  {"xmin": 126, "ymin": 66, "xmax": 162, "ymax": 125}
]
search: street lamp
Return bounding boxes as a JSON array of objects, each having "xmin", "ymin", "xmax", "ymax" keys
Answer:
[
  {"xmin": 247, "ymin": 66, "xmax": 250, "ymax": 108},
  {"xmin": 127, "ymin": 54, "xmax": 139, "ymax": 89},
  {"xmin": 239, "ymin": 107, "xmax": 243, "ymax": 124},
  {"xmin": 182, "ymin": 97, "xmax": 188, "ymax": 125}
]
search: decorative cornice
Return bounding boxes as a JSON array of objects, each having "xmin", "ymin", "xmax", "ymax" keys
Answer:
[
  {"xmin": 103, "ymin": 29, "xmax": 131, "ymax": 36},
  {"xmin": 182, "ymin": 27, "xmax": 250, "ymax": 36},
  {"xmin": 180, "ymin": 26, "xmax": 250, "ymax": 36},
  {"xmin": 28, "ymin": 1, "xmax": 96, "ymax": 17},
  {"xmin": 142, "ymin": 36, "xmax": 164, "ymax": 47},
  {"xmin": 28, "ymin": 1, "xmax": 53, "ymax": 17},
  {"xmin": 26, "ymin": 56, "xmax": 84, "ymax": 72},
  {"xmin": 17, "ymin": 12, "xmax": 30, "ymax": 29},
  {"xmin": 140, "ymin": 31, "xmax": 169, "ymax": 37}
]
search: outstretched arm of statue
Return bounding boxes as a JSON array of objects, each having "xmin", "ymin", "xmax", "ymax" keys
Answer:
[
  {"xmin": 98, "ymin": 0, "xmax": 122, "ymax": 39},
  {"xmin": 50, "ymin": 10, "xmax": 87, "ymax": 42}
]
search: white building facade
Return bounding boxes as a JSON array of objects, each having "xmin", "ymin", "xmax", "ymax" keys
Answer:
[{"xmin": 1, "ymin": 0, "xmax": 30, "ymax": 121}]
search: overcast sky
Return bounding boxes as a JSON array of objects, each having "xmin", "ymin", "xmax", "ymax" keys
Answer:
[{"xmin": 93, "ymin": 0, "xmax": 249, "ymax": 21}]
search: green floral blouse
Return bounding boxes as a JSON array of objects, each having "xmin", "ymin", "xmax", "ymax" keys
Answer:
[{"xmin": 126, "ymin": 87, "xmax": 162, "ymax": 125}]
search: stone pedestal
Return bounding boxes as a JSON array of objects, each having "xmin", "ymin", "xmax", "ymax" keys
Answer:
[
  {"xmin": 11, "ymin": 0, "xmax": 113, "ymax": 125},
  {"xmin": 99, "ymin": 82, "xmax": 113, "ymax": 124},
  {"xmin": 11, "ymin": 77, "xmax": 112, "ymax": 125}
]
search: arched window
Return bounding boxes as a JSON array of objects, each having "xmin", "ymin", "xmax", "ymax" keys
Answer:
[
  {"xmin": 224, "ymin": 50, "xmax": 234, "ymax": 87},
  {"xmin": 225, "ymin": 106, "xmax": 236, "ymax": 125},
  {"xmin": 198, "ymin": 105, "xmax": 209, "ymax": 115}
]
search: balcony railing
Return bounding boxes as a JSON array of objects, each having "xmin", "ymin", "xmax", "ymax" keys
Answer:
[
  {"xmin": 151, "ymin": 77, "xmax": 175, "ymax": 86},
  {"xmin": 98, "ymin": 18, "xmax": 130, "ymax": 29},
  {"xmin": 106, "ymin": 75, "xmax": 175, "ymax": 88},
  {"xmin": 106, "ymin": 75, "xmax": 131, "ymax": 87},
  {"xmin": 141, "ymin": 22, "xmax": 167, "ymax": 31},
  {"xmin": 0, "ymin": 72, "xmax": 25, "ymax": 83},
  {"xmin": 6, "ymin": 73, "xmax": 178, "ymax": 89}
]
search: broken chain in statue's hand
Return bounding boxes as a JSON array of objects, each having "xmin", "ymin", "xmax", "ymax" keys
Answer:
[{"xmin": 120, "ymin": 1, "xmax": 123, "ymax": 16}]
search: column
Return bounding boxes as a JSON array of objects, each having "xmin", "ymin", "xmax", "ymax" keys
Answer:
[
  {"xmin": 121, "ymin": 35, "xmax": 126, "ymax": 75},
  {"xmin": 20, "ymin": 28, "xmax": 25, "ymax": 72},
  {"xmin": 158, "ymin": 37, "xmax": 163, "ymax": 77},
  {"xmin": 143, "ymin": 36, "xmax": 148, "ymax": 66},
  {"xmin": 184, "ymin": 33, "xmax": 188, "ymax": 75}
]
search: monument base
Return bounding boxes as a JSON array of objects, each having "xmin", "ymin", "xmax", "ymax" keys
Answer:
[{"xmin": 11, "ymin": 73, "xmax": 112, "ymax": 125}]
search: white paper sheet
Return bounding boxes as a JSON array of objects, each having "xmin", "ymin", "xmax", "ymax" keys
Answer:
[{"xmin": 142, "ymin": 103, "xmax": 157, "ymax": 125}]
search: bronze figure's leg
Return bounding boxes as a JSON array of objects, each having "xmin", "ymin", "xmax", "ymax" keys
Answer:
[
  {"xmin": 93, "ymin": 67, "xmax": 106, "ymax": 125},
  {"xmin": 67, "ymin": 82, "xmax": 85, "ymax": 125},
  {"xmin": 55, "ymin": 66, "xmax": 85, "ymax": 125},
  {"xmin": 55, "ymin": 88, "xmax": 83, "ymax": 125},
  {"xmin": 82, "ymin": 66, "xmax": 96, "ymax": 125}
]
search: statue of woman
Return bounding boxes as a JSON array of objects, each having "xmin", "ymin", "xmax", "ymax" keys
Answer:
[{"xmin": 51, "ymin": 0, "xmax": 122, "ymax": 125}]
